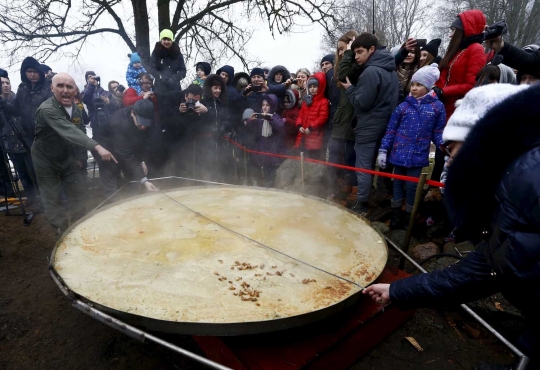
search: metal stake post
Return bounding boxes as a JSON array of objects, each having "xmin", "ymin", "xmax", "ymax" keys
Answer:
[
  {"xmin": 300, "ymin": 152, "xmax": 305, "ymax": 193},
  {"xmin": 399, "ymin": 173, "xmax": 427, "ymax": 269},
  {"xmin": 243, "ymin": 146, "xmax": 248, "ymax": 182}
]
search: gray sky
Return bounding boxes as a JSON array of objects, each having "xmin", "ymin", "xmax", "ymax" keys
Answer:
[{"xmin": 2, "ymin": 5, "xmax": 328, "ymax": 92}]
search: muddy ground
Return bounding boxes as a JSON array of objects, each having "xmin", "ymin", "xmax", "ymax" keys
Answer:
[{"xmin": 0, "ymin": 206, "xmax": 523, "ymax": 370}]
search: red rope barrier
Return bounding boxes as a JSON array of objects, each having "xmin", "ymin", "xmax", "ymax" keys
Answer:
[{"xmin": 225, "ymin": 137, "xmax": 445, "ymax": 188}]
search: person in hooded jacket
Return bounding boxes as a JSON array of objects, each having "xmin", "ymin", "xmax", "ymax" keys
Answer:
[
  {"xmin": 294, "ymin": 73, "xmax": 329, "ymax": 159},
  {"xmin": 197, "ymin": 74, "xmax": 231, "ymax": 181},
  {"xmin": 282, "ymin": 89, "xmax": 301, "ymax": 150},
  {"xmin": 148, "ymin": 29, "xmax": 187, "ymax": 96},
  {"xmin": 216, "ymin": 65, "xmax": 243, "ymax": 132},
  {"xmin": 125, "ymin": 52, "xmax": 147, "ymax": 95},
  {"xmin": 266, "ymin": 65, "xmax": 291, "ymax": 105},
  {"xmin": 364, "ymin": 83, "xmax": 540, "ymax": 370},
  {"xmin": 246, "ymin": 94, "xmax": 285, "ymax": 187},
  {"xmin": 6, "ymin": 57, "xmax": 53, "ymax": 149},
  {"xmin": 193, "ymin": 61, "xmax": 211, "ymax": 86},
  {"xmin": 0, "ymin": 71, "xmax": 37, "ymax": 203},
  {"xmin": 341, "ymin": 33, "xmax": 400, "ymax": 215},
  {"xmin": 428, "ymin": 10, "xmax": 487, "ymax": 189}
]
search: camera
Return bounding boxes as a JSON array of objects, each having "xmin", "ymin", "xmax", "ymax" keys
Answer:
[
  {"xmin": 94, "ymin": 76, "xmax": 101, "ymax": 82},
  {"xmin": 291, "ymin": 78, "xmax": 298, "ymax": 85},
  {"xmin": 254, "ymin": 113, "xmax": 271, "ymax": 120},
  {"xmin": 186, "ymin": 98, "xmax": 196, "ymax": 112},
  {"xmin": 117, "ymin": 85, "xmax": 126, "ymax": 93},
  {"xmin": 251, "ymin": 85, "xmax": 263, "ymax": 93},
  {"xmin": 482, "ymin": 20, "xmax": 507, "ymax": 40}
]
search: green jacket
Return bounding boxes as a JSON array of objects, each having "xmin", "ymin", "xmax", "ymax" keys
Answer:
[
  {"xmin": 332, "ymin": 50, "xmax": 361, "ymax": 141},
  {"xmin": 32, "ymin": 96, "xmax": 97, "ymax": 169}
]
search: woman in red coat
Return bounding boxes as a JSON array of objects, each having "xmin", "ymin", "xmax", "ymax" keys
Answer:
[
  {"xmin": 429, "ymin": 9, "xmax": 487, "ymax": 184},
  {"xmin": 294, "ymin": 72, "xmax": 329, "ymax": 159}
]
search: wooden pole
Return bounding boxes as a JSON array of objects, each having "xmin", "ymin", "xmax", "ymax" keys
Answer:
[
  {"xmin": 399, "ymin": 172, "xmax": 428, "ymax": 269},
  {"xmin": 300, "ymin": 152, "xmax": 305, "ymax": 193}
]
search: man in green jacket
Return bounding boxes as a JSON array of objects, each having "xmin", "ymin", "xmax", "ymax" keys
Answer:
[{"xmin": 32, "ymin": 73, "xmax": 116, "ymax": 233}]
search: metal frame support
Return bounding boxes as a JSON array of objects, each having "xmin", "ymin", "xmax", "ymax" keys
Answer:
[{"xmin": 384, "ymin": 236, "xmax": 530, "ymax": 370}]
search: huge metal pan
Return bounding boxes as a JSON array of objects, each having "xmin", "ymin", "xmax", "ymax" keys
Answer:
[{"xmin": 50, "ymin": 186, "xmax": 388, "ymax": 336}]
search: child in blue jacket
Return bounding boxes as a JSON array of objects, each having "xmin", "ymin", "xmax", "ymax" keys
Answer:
[
  {"xmin": 377, "ymin": 64, "xmax": 446, "ymax": 228},
  {"xmin": 126, "ymin": 52, "xmax": 147, "ymax": 95}
]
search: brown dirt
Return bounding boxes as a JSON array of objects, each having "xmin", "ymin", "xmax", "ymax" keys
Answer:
[{"xmin": 0, "ymin": 209, "xmax": 518, "ymax": 370}]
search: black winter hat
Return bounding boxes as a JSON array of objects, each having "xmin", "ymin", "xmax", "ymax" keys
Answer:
[
  {"xmin": 451, "ymin": 16, "xmax": 464, "ymax": 31},
  {"xmin": 320, "ymin": 54, "xmax": 335, "ymax": 66},
  {"xmin": 0, "ymin": 69, "xmax": 8, "ymax": 78},
  {"xmin": 421, "ymin": 39, "xmax": 441, "ymax": 58},
  {"xmin": 195, "ymin": 62, "xmax": 211, "ymax": 76},
  {"xmin": 250, "ymin": 68, "xmax": 264, "ymax": 78},
  {"xmin": 85, "ymin": 71, "xmax": 96, "ymax": 81},
  {"xmin": 132, "ymin": 99, "xmax": 154, "ymax": 127}
]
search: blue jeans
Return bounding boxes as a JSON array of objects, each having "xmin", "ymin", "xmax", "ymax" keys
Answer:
[
  {"xmin": 354, "ymin": 142, "xmax": 378, "ymax": 201},
  {"xmin": 392, "ymin": 165, "xmax": 422, "ymax": 212}
]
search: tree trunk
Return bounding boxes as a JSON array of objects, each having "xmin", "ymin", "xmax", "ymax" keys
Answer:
[
  {"xmin": 157, "ymin": 0, "xmax": 171, "ymax": 32},
  {"xmin": 131, "ymin": 0, "xmax": 151, "ymax": 63}
]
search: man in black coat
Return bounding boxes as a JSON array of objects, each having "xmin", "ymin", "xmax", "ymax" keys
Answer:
[
  {"xmin": 321, "ymin": 54, "xmax": 340, "ymax": 150},
  {"xmin": 364, "ymin": 84, "xmax": 540, "ymax": 370},
  {"xmin": 98, "ymin": 99, "xmax": 159, "ymax": 197},
  {"xmin": 160, "ymin": 83, "xmax": 208, "ymax": 177}
]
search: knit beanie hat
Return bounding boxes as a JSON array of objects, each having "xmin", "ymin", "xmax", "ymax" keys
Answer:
[
  {"xmin": 85, "ymin": 71, "xmax": 96, "ymax": 81},
  {"xmin": 242, "ymin": 108, "xmax": 254, "ymax": 121},
  {"xmin": 250, "ymin": 68, "xmax": 264, "ymax": 78},
  {"xmin": 160, "ymin": 29, "xmax": 174, "ymax": 41},
  {"xmin": 411, "ymin": 63, "xmax": 440, "ymax": 89},
  {"xmin": 497, "ymin": 64, "xmax": 516, "ymax": 84},
  {"xmin": 307, "ymin": 77, "xmax": 319, "ymax": 87},
  {"xmin": 0, "ymin": 68, "xmax": 8, "ymax": 78},
  {"xmin": 320, "ymin": 54, "xmax": 335, "ymax": 66},
  {"xmin": 443, "ymin": 84, "xmax": 529, "ymax": 142},
  {"xmin": 196, "ymin": 62, "xmax": 211, "ymax": 76},
  {"xmin": 451, "ymin": 16, "xmax": 464, "ymax": 31},
  {"xmin": 421, "ymin": 39, "xmax": 441, "ymax": 58},
  {"xmin": 129, "ymin": 52, "xmax": 141, "ymax": 65}
]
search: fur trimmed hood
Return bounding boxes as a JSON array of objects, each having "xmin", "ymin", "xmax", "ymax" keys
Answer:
[
  {"xmin": 202, "ymin": 74, "xmax": 228, "ymax": 105},
  {"xmin": 445, "ymin": 84, "xmax": 540, "ymax": 238},
  {"xmin": 284, "ymin": 88, "xmax": 299, "ymax": 107},
  {"xmin": 267, "ymin": 65, "xmax": 291, "ymax": 86}
]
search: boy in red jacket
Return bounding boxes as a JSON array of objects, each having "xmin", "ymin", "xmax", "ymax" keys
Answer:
[
  {"xmin": 294, "ymin": 72, "xmax": 329, "ymax": 159},
  {"xmin": 282, "ymin": 89, "xmax": 301, "ymax": 151}
]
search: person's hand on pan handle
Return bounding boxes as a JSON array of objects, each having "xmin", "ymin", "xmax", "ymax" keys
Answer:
[{"xmin": 363, "ymin": 284, "xmax": 391, "ymax": 305}]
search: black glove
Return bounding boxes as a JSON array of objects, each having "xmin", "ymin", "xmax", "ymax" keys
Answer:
[{"xmin": 433, "ymin": 86, "xmax": 444, "ymax": 101}]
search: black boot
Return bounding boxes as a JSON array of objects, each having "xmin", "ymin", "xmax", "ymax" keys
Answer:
[
  {"xmin": 390, "ymin": 208, "xmax": 402, "ymax": 229},
  {"xmin": 350, "ymin": 199, "xmax": 368, "ymax": 216}
]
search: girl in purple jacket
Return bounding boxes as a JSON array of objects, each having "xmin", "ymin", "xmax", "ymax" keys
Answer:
[{"xmin": 377, "ymin": 64, "xmax": 446, "ymax": 228}]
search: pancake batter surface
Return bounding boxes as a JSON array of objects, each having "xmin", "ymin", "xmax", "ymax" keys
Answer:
[{"xmin": 53, "ymin": 187, "xmax": 387, "ymax": 324}]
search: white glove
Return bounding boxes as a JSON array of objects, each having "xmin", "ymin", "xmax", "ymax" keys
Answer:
[{"xmin": 377, "ymin": 150, "xmax": 387, "ymax": 169}]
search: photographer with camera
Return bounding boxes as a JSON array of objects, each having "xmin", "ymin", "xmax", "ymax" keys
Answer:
[
  {"xmin": 108, "ymin": 80, "xmax": 125, "ymax": 109},
  {"xmin": 122, "ymin": 73, "xmax": 158, "ymax": 110},
  {"xmin": 161, "ymin": 84, "xmax": 208, "ymax": 176},
  {"xmin": 0, "ymin": 70, "xmax": 37, "ymax": 204},
  {"xmin": 241, "ymin": 68, "xmax": 273, "ymax": 111},
  {"xmin": 82, "ymin": 71, "xmax": 120, "ymax": 141},
  {"xmin": 486, "ymin": 21, "xmax": 540, "ymax": 75}
]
